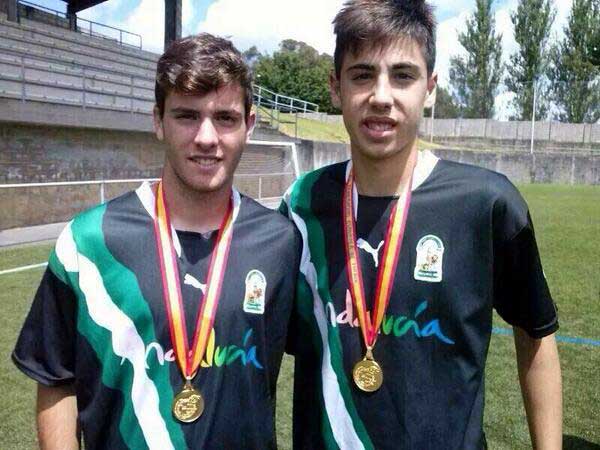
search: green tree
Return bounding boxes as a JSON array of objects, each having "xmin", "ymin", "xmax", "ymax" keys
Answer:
[
  {"xmin": 424, "ymin": 86, "xmax": 460, "ymax": 118},
  {"xmin": 242, "ymin": 45, "xmax": 261, "ymax": 69},
  {"xmin": 254, "ymin": 40, "xmax": 336, "ymax": 113},
  {"xmin": 505, "ymin": 0, "xmax": 555, "ymax": 120},
  {"xmin": 590, "ymin": 9, "xmax": 600, "ymax": 66},
  {"xmin": 449, "ymin": 0, "xmax": 504, "ymax": 118},
  {"xmin": 549, "ymin": 0, "xmax": 600, "ymax": 123}
]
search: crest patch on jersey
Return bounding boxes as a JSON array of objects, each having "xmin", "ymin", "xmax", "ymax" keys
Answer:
[
  {"xmin": 243, "ymin": 270, "xmax": 266, "ymax": 314},
  {"xmin": 414, "ymin": 235, "xmax": 444, "ymax": 282}
]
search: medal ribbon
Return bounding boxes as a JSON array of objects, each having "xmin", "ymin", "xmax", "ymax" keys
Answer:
[
  {"xmin": 154, "ymin": 181, "xmax": 234, "ymax": 380},
  {"xmin": 342, "ymin": 169, "xmax": 413, "ymax": 349}
]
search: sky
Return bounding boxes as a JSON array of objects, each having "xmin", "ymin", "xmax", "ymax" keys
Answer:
[{"xmin": 31, "ymin": 0, "xmax": 574, "ymax": 117}]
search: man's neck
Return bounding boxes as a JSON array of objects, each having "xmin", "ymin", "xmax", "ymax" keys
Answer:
[
  {"xmin": 351, "ymin": 143, "xmax": 418, "ymax": 197},
  {"xmin": 160, "ymin": 175, "xmax": 232, "ymax": 234}
]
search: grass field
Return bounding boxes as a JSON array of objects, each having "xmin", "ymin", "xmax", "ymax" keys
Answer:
[
  {"xmin": 271, "ymin": 112, "xmax": 441, "ymax": 150},
  {"xmin": 1, "ymin": 185, "xmax": 599, "ymax": 449}
]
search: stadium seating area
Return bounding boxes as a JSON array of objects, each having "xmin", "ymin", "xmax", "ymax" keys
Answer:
[
  {"xmin": 0, "ymin": 11, "xmax": 156, "ymax": 113},
  {"xmin": 0, "ymin": 8, "xmax": 318, "ymax": 229}
]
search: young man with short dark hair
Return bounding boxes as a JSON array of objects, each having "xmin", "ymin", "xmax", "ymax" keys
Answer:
[
  {"xmin": 13, "ymin": 33, "xmax": 300, "ymax": 450},
  {"xmin": 281, "ymin": 1, "xmax": 562, "ymax": 448}
]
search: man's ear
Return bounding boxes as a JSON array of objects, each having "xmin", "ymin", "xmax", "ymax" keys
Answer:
[
  {"xmin": 329, "ymin": 71, "xmax": 342, "ymax": 109},
  {"xmin": 246, "ymin": 109, "xmax": 256, "ymax": 141},
  {"xmin": 424, "ymin": 72, "xmax": 438, "ymax": 109},
  {"xmin": 153, "ymin": 106, "xmax": 164, "ymax": 141}
]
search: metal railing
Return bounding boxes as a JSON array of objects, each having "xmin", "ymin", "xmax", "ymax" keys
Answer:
[
  {"xmin": 254, "ymin": 85, "xmax": 319, "ymax": 114},
  {"xmin": 253, "ymin": 85, "xmax": 320, "ymax": 140},
  {"xmin": 0, "ymin": 178, "xmax": 157, "ymax": 204},
  {"xmin": 0, "ymin": 173, "xmax": 295, "ymax": 204},
  {"xmin": 18, "ymin": 0, "xmax": 142, "ymax": 49},
  {"xmin": 255, "ymin": 100, "xmax": 299, "ymax": 139}
]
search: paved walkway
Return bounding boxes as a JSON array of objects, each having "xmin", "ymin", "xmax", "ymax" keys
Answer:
[{"xmin": 0, "ymin": 222, "xmax": 67, "ymax": 247}]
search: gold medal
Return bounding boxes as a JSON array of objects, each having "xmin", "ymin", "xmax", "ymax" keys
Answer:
[
  {"xmin": 172, "ymin": 380, "xmax": 205, "ymax": 423},
  {"xmin": 154, "ymin": 181, "xmax": 236, "ymax": 423},
  {"xmin": 343, "ymin": 167, "xmax": 413, "ymax": 393},
  {"xmin": 353, "ymin": 348, "xmax": 383, "ymax": 392}
]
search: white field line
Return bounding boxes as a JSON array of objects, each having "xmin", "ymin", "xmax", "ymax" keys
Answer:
[{"xmin": 0, "ymin": 262, "xmax": 47, "ymax": 276}]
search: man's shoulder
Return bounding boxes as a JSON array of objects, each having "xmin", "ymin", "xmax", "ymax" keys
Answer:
[
  {"xmin": 239, "ymin": 194, "xmax": 299, "ymax": 238},
  {"xmin": 298, "ymin": 161, "xmax": 347, "ymax": 188},
  {"xmin": 434, "ymin": 158, "xmax": 523, "ymax": 202},
  {"xmin": 283, "ymin": 161, "xmax": 347, "ymax": 209},
  {"xmin": 51, "ymin": 187, "xmax": 149, "ymax": 267},
  {"xmin": 240, "ymin": 194, "xmax": 292, "ymax": 223},
  {"xmin": 69, "ymin": 188, "xmax": 141, "ymax": 235},
  {"xmin": 433, "ymin": 159, "xmax": 530, "ymax": 235}
]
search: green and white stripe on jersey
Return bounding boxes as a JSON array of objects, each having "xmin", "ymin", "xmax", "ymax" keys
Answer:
[
  {"xmin": 282, "ymin": 167, "xmax": 374, "ymax": 450},
  {"xmin": 48, "ymin": 203, "xmax": 186, "ymax": 450}
]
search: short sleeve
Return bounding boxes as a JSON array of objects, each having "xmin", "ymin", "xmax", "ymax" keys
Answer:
[
  {"xmin": 12, "ymin": 265, "xmax": 78, "ymax": 386},
  {"xmin": 493, "ymin": 209, "xmax": 559, "ymax": 339}
]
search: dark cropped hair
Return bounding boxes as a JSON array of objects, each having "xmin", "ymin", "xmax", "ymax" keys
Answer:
[
  {"xmin": 333, "ymin": 0, "xmax": 436, "ymax": 78},
  {"xmin": 155, "ymin": 33, "xmax": 253, "ymax": 118}
]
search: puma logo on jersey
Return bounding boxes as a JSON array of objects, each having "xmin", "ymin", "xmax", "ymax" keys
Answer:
[
  {"xmin": 357, "ymin": 238, "xmax": 384, "ymax": 268},
  {"xmin": 184, "ymin": 274, "xmax": 206, "ymax": 293}
]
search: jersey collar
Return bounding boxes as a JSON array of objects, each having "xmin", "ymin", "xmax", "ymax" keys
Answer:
[{"xmin": 135, "ymin": 182, "xmax": 241, "ymax": 258}]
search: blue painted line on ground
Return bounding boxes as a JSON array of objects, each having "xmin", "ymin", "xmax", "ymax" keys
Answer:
[{"xmin": 492, "ymin": 327, "xmax": 600, "ymax": 347}]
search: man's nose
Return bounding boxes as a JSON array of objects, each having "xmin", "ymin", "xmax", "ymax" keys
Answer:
[
  {"xmin": 369, "ymin": 74, "xmax": 393, "ymax": 110},
  {"xmin": 194, "ymin": 118, "xmax": 219, "ymax": 148}
]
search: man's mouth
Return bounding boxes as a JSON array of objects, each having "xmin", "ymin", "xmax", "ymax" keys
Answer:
[
  {"xmin": 361, "ymin": 117, "xmax": 397, "ymax": 136},
  {"xmin": 365, "ymin": 121, "xmax": 394, "ymax": 131},
  {"xmin": 189, "ymin": 156, "xmax": 221, "ymax": 167}
]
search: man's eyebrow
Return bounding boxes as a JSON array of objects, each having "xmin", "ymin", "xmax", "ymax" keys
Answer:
[
  {"xmin": 346, "ymin": 63, "xmax": 376, "ymax": 72},
  {"xmin": 391, "ymin": 62, "xmax": 420, "ymax": 71},
  {"xmin": 214, "ymin": 108, "xmax": 243, "ymax": 116},
  {"xmin": 346, "ymin": 62, "xmax": 421, "ymax": 72},
  {"xmin": 169, "ymin": 107, "xmax": 198, "ymax": 114}
]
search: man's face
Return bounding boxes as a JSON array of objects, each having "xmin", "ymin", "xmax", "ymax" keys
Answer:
[
  {"xmin": 330, "ymin": 38, "xmax": 436, "ymax": 162},
  {"xmin": 153, "ymin": 83, "xmax": 255, "ymax": 196}
]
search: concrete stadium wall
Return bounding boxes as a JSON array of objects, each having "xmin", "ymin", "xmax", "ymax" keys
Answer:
[
  {"xmin": 1, "ymin": 120, "xmax": 596, "ymax": 230},
  {"xmin": 296, "ymin": 139, "xmax": 349, "ymax": 172},
  {"xmin": 420, "ymin": 118, "xmax": 600, "ymax": 148},
  {"xmin": 301, "ymin": 115, "xmax": 600, "ymax": 147},
  {"xmin": 299, "ymin": 141, "xmax": 599, "ymax": 186},
  {"xmin": 0, "ymin": 123, "xmax": 163, "ymax": 183},
  {"xmin": 0, "ymin": 123, "xmax": 298, "ymax": 229},
  {"xmin": 433, "ymin": 149, "xmax": 599, "ymax": 185},
  {"xmin": 302, "ymin": 112, "xmax": 344, "ymax": 125}
]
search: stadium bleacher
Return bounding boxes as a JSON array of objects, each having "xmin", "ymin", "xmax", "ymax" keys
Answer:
[
  {"xmin": 0, "ymin": 6, "xmax": 313, "ymax": 231},
  {"xmin": 0, "ymin": 11, "xmax": 156, "ymax": 113}
]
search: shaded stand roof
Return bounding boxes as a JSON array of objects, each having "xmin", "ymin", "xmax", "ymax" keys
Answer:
[
  {"xmin": 61, "ymin": 0, "xmax": 181, "ymax": 48},
  {"xmin": 60, "ymin": 0, "xmax": 108, "ymax": 14}
]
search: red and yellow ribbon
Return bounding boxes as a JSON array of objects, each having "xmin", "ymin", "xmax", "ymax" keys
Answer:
[
  {"xmin": 342, "ymin": 169, "xmax": 413, "ymax": 349},
  {"xmin": 153, "ymin": 181, "xmax": 234, "ymax": 380}
]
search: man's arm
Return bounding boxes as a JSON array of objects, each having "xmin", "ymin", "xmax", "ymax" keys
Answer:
[
  {"xmin": 514, "ymin": 328, "xmax": 562, "ymax": 450},
  {"xmin": 37, "ymin": 383, "xmax": 79, "ymax": 450}
]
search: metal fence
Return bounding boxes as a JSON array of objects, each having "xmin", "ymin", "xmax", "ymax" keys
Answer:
[
  {"xmin": 0, "ymin": 173, "xmax": 293, "ymax": 230},
  {"xmin": 18, "ymin": 0, "xmax": 143, "ymax": 49},
  {"xmin": 426, "ymin": 79, "xmax": 600, "ymax": 154}
]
